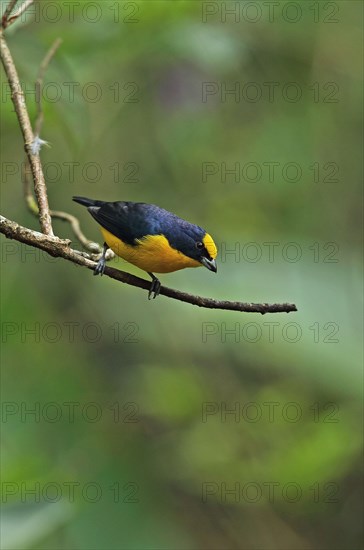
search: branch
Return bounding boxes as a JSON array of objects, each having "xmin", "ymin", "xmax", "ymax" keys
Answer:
[
  {"xmin": 20, "ymin": 37, "xmax": 107, "ymax": 256},
  {"xmin": 0, "ymin": 216, "xmax": 297, "ymax": 314},
  {"xmin": 3, "ymin": 0, "xmax": 34, "ymax": 29},
  {"xmin": 0, "ymin": 21, "xmax": 53, "ymax": 235},
  {"xmin": 22, "ymin": 161, "xmax": 102, "ymax": 252},
  {"xmin": 1, "ymin": 0, "xmax": 18, "ymax": 28}
]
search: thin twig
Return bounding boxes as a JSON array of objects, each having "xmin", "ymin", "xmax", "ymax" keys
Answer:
[
  {"xmin": 22, "ymin": 162, "xmax": 101, "ymax": 252},
  {"xmin": 48, "ymin": 211, "xmax": 103, "ymax": 253},
  {"xmin": 5, "ymin": 0, "xmax": 34, "ymax": 28},
  {"xmin": 0, "ymin": 31, "xmax": 53, "ymax": 235},
  {"xmin": 21, "ymin": 36, "xmax": 104, "ymax": 254},
  {"xmin": 22, "ymin": 162, "xmax": 102, "ymax": 252},
  {"xmin": 34, "ymin": 37, "xmax": 62, "ymax": 136},
  {"xmin": 1, "ymin": 0, "xmax": 18, "ymax": 28},
  {"xmin": 0, "ymin": 215, "xmax": 298, "ymax": 314}
]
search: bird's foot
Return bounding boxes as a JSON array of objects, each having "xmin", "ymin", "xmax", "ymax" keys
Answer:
[
  {"xmin": 148, "ymin": 273, "xmax": 161, "ymax": 300},
  {"xmin": 93, "ymin": 243, "xmax": 108, "ymax": 276},
  {"xmin": 94, "ymin": 257, "xmax": 106, "ymax": 276}
]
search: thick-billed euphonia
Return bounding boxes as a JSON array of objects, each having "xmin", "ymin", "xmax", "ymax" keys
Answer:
[{"xmin": 73, "ymin": 196, "xmax": 218, "ymax": 299}]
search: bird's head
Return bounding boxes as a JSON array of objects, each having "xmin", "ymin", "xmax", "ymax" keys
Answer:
[{"xmin": 176, "ymin": 227, "xmax": 217, "ymax": 273}]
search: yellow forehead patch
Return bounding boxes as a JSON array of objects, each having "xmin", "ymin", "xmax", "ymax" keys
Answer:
[{"xmin": 203, "ymin": 233, "xmax": 218, "ymax": 259}]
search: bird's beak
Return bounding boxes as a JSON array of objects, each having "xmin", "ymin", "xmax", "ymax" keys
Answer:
[{"xmin": 201, "ymin": 257, "xmax": 217, "ymax": 273}]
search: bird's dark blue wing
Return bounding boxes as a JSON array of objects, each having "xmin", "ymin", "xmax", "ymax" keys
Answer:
[{"xmin": 88, "ymin": 201, "xmax": 165, "ymax": 245}]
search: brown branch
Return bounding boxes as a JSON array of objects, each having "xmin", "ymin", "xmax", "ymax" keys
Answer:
[
  {"xmin": 20, "ymin": 37, "xmax": 106, "ymax": 255},
  {"xmin": 4, "ymin": 0, "xmax": 34, "ymax": 28},
  {"xmin": 22, "ymin": 162, "xmax": 101, "ymax": 252},
  {"xmin": 0, "ymin": 215, "xmax": 298, "ymax": 314},
  {"xmin": 0, "ymin": 30, "xmax": 53, "ymax": 235},
  {"xmin": 48, "ymin": 211, "xmax": 103, "ymax": 252},
  {"xmin": 1, "ymin": 0, "xmax": 18, "ymax": 28},
  {"xmin": 5, "ymin": 27, "xmax": 98, "ymax": 255},
  {"xmin": 22, "ymin": 163, "xmax": 102, "ymax": 252}
]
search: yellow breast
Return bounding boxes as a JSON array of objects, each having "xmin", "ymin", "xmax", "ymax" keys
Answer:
[{"xmin": 100, "ymin": 228, "xmax": 201, "ymax": 273}]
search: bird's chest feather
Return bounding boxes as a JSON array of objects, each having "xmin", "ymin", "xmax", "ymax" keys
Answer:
[{"xmin": 100, "ymin": 228, "xmax": 200, "ymax": 273}]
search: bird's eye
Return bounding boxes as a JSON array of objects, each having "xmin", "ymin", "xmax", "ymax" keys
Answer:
[{"xmin": 196, "ymin": 241, "xmax": 204, "ymax": 249}]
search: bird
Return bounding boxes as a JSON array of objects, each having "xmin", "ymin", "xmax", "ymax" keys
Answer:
[{"xmin": 72, "ymin": 196, "xmax": 218, "ymax": 299}]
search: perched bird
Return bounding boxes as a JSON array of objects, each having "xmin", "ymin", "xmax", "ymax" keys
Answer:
[{"xmin": 72, "ymin": 196, "xmax": 218, "ymax": 299}]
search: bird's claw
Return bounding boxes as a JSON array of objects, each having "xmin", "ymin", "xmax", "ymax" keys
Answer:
[
  {"xmin": 93, "ymin": 243, "xmax": 108, "ymax": 276},
  {"xmin": 94, "ymin": 257, "xmax": 106, "ymax": 276},
  {"xmin": 148, "ymin": 278, "xmax": 161, "ymax": 300}
]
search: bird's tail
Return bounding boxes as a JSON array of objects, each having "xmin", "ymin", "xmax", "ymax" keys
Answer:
[{"xmin": 72, "ymin": 196, "xmax": 105, "ymax": 208}]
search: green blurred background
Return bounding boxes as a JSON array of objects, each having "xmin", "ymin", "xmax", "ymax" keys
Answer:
[{"xmin": 1, "ymin": 1, "xmax": 363, "ymax": 549}]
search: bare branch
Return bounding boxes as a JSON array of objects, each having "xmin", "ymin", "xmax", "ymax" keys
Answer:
[
  {"xmin": 48, "ymin": 211, "xmax": 103, "ymax": 253},
  {"xmin": 22, "ymin": 162, "xmax": 102, "ymax": 252},
  {"xmin": 20, "ymin": 37, "xmax": 105, "ymax": 255},
  {"xmin": 21, "ymin": 162, "xmax": 102, "ymax": 252},
  {"xmin": 1, "ymin": 0, "xmax": 18, "ymax": 28},
  {"xmin": 0, "ymin": 31, "xmax": 53, "ymax": 235},
  {"xmin": 5, "ymin": 0, "xmax": 34, "ymax": 28},
  {"xmin": 0, "ymin": 215, "xmax": 298, "ymax": 314}
]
